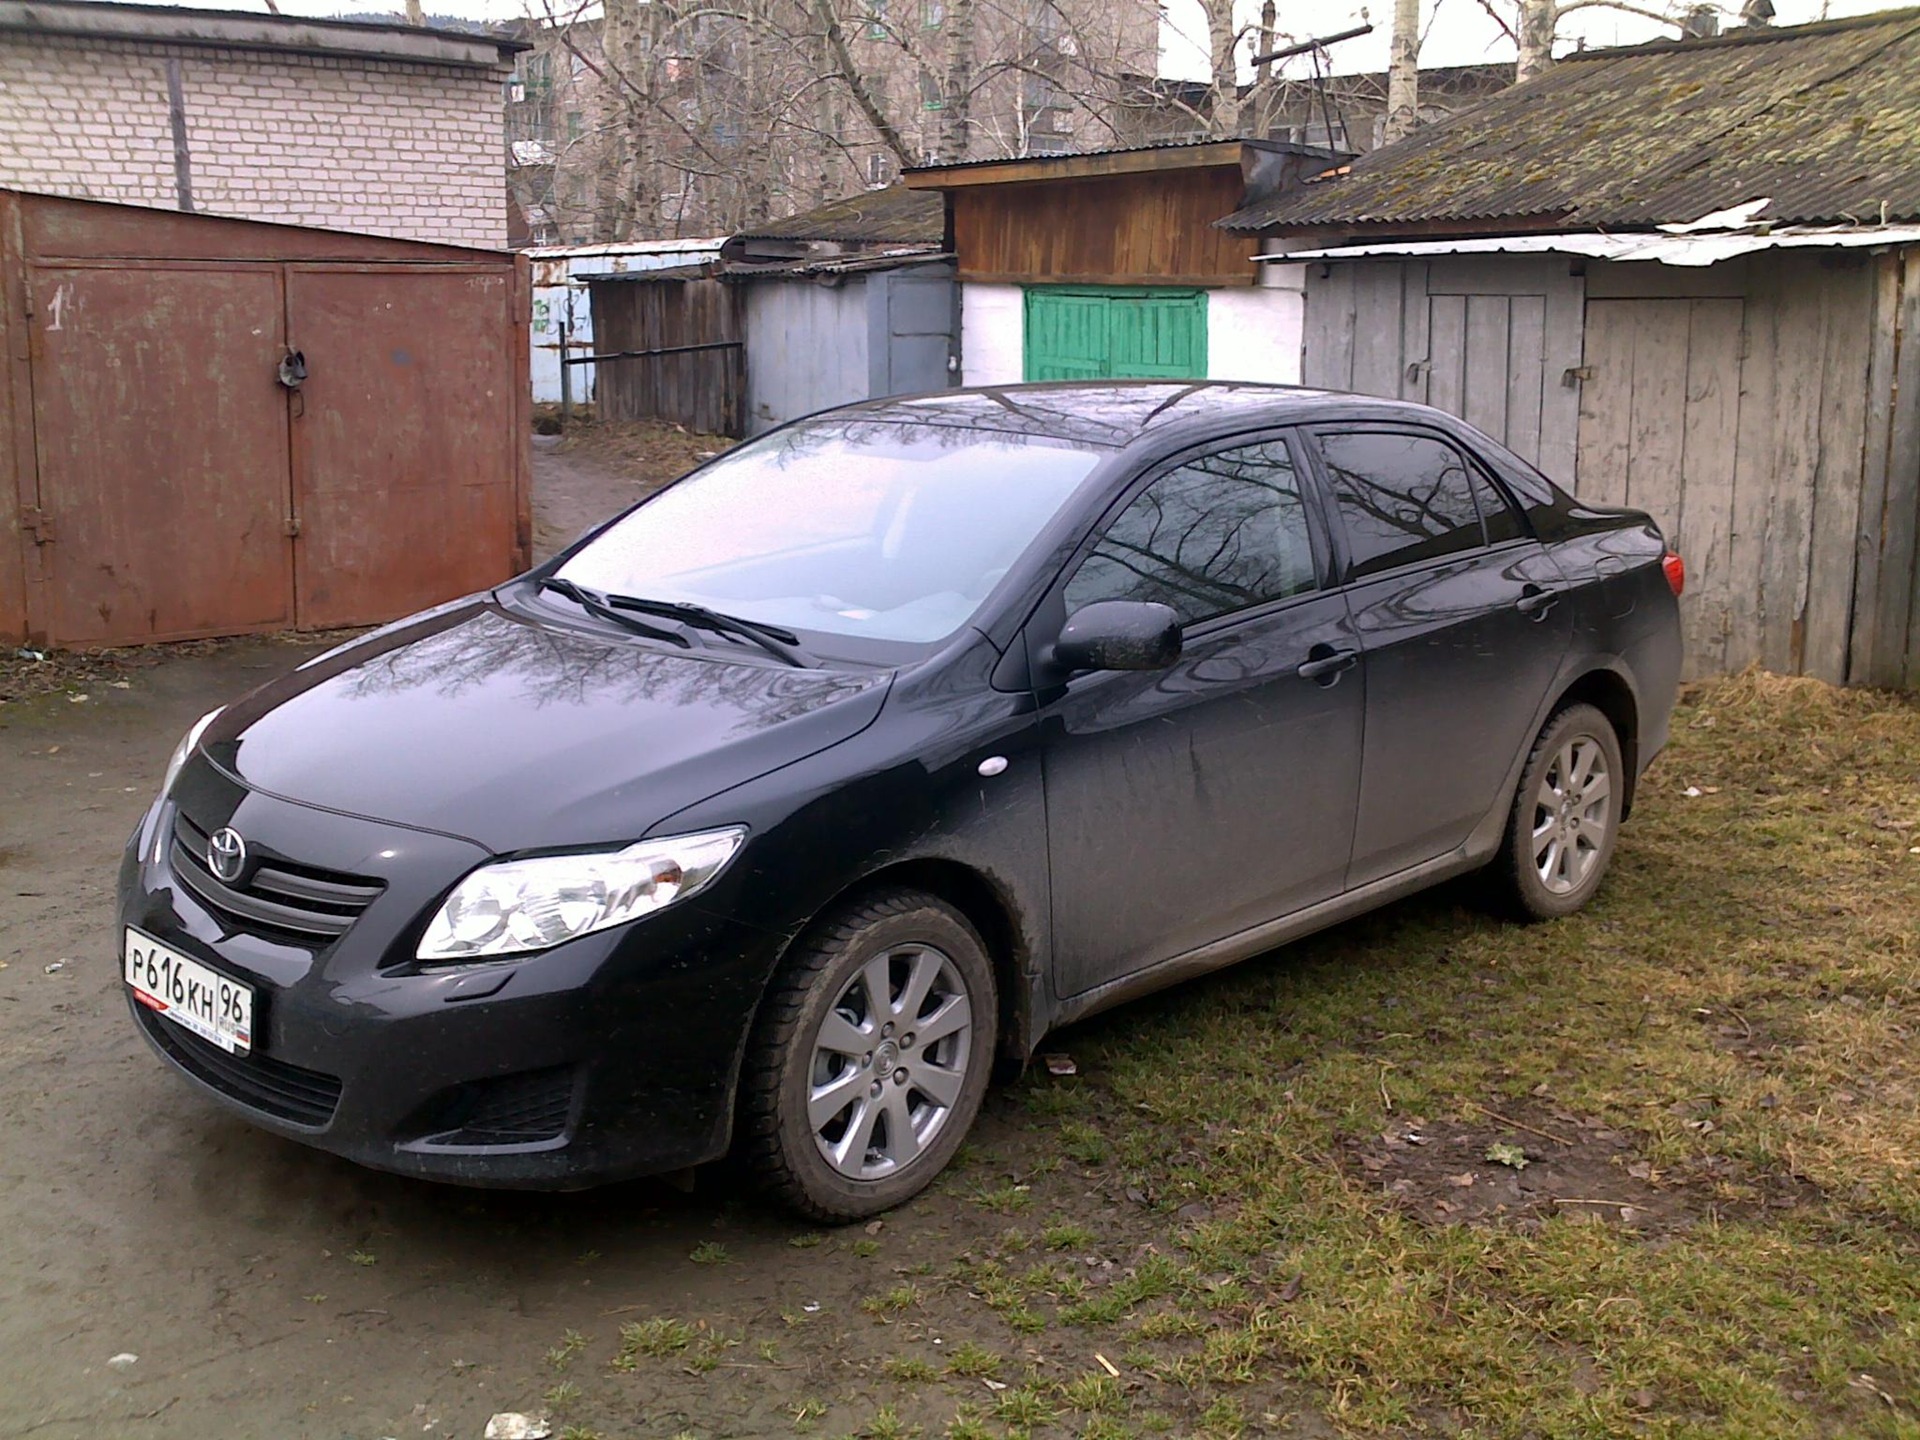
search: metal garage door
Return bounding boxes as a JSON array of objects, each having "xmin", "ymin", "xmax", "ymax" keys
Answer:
[{"xmin": 1024, "ymin": 287, "xmax": 1207, "ymax": 381}]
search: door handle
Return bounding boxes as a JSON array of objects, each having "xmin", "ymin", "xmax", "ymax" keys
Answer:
[
  {"xmin": 1516, "ymin": 585, "xmax": 1560, "ymax": 618},
  {"xmin": 1297, "ymin": 645, "xmax": 1358, "ymax": 682}
]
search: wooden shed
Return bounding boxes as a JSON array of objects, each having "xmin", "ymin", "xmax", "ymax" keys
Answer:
[
  {"xmin": 0, "ymin": 190, "xmax": 531, "ymax": 650},
  {"xmin": 903, "ymin": 140, "xmax": 1345, "ymax": 390},
  {"xmin": 1222, "ymin": 11, "xmax": 1920, "ymax": 688}
]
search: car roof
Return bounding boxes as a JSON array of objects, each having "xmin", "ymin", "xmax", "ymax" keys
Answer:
[{"xmin": 821, "ymin": 381, "xmax": 1452, "ymax": 453}]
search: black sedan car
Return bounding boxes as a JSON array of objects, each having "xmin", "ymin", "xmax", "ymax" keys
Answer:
[{"xmin": 121, "ymin": 383, "xmax": 1682, "ymax": 1220}]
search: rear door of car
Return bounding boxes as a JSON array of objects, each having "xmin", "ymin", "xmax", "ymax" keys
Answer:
[
  {"xmin": 1304, "ymin": 424, "xmax": 1573, "ymax": 887},
  {"xmin": 1032, "ymin": 431, "xmax": 1366, "ymax": 999}
]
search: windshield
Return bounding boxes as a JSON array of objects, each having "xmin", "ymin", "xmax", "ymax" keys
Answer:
[{"xmin": 556, "ymin": 421, "xmax": 1104, "ymax": 644}]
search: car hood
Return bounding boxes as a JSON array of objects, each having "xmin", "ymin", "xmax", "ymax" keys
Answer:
[{"xmin": 201, "ymin": 601, "xmax": 893, "ymax": 853}]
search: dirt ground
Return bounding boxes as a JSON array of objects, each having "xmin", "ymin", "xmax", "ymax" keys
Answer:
[
  {"xmin": 4, "ymin": 432, "xmax": 1916, "ymax": 1438},
  {"xmin": 0, "ymin": 432, "xmax": 1165, "ymax": 1440}
]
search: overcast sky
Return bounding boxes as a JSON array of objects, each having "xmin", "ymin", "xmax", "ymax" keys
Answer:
[{"xmin": 93, "ymin": 0, "xmax": 1905, "ymax": 78}]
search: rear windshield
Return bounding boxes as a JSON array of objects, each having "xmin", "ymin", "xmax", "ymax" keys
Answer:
[{"xmin": 558, "ymin": 421, "xmax": 1103, "ymax": 644}]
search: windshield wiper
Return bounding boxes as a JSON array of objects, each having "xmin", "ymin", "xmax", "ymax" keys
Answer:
[
  {"xmin": 539, "ymin": 577, "xmax": 692, "ymax": 649},
  {"xmin": 603, "ymin": 595, "xmax": 813, "ymax": 668}
]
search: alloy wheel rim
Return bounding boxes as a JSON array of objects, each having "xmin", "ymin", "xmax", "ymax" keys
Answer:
[
  {"xmin": 808, "ymin": 943, "xmax": 973, "ymax": 1181},
  {"xmin": 1531, "ymin": 734, "xmax": 1612, "ymax": 895}
]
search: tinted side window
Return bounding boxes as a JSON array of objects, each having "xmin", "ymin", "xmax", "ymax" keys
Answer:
[
  {"xmin": 1469, "ymin": 464, "xmax": 1526, "ymax": 545},
  {"xmin": 1317, "ymin": 431, "xmax": 1487, "ymax": 579},
  {"xmin": 1065, "ymin": 441, "xmax": 1316, "ymax": 625}
]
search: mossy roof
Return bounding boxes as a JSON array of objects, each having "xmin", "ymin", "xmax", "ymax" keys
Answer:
[{"xmin": 1220, "ymin": 8, "xmax": 1920, "ymax": 233}]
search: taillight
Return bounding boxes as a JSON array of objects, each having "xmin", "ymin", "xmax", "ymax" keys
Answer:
[{"xmin": 1662, "ymin": 551, "xmax": 1686, "ymax": 597}]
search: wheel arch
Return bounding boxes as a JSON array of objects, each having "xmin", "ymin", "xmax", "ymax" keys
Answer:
[
  {"xmin": 785, "ymin": 857, "xmax": 1039, "ymax": 1070},
  {"xmin": 1550, "ymin": 667, "xmax": 1641, "ymax": 817}
]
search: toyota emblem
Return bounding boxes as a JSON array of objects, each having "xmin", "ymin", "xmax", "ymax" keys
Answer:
[{"xmin": 207, "ymin": 827, "xmax": 247, "ymax": 884}]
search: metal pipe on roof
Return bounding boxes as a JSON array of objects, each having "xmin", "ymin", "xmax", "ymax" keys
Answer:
[{"xmin": 1248, "ymin": 23, "xmax": 1374, "ymax": 67}]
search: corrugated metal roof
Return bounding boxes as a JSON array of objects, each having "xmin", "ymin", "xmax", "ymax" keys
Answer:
[
  {"xmin": 734, "ymin": 186, "xmax": 944, "ymax": 245},
  {"xmin": 1220, "ymin": 8, "xmax": 1920, "ymax": 232}
]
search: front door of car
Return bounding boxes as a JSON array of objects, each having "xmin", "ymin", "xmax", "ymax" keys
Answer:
[
  {"xmin": 1031, "ymin": 434, "xmax": 1366, "ymax": 1000},
  {"xmin": 1307, "ymin": 426, "xmax": 1573, "ymax": 887}
]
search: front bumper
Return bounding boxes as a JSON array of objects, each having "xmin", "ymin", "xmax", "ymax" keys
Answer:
[{"xmin": 118, "ymin": 768, "xmax": 788, "ymax": 1188}]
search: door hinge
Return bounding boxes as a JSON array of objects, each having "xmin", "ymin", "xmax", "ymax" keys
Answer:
[
  {"xmin": 22, "ymin": 506, "xmax": 52, "ymax": 544},
  {"xmin": 1562, "ymin": 365, "xmax": 1593, "ymax": 387},
  {"xmin": 283, "ymin": 513, "xmax": 302, "ymax": 538}
]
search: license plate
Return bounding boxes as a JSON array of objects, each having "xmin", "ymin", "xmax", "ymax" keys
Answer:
[{"xmin": 124, "ymin": 928, "xmax": 253, "ymax": 1055}]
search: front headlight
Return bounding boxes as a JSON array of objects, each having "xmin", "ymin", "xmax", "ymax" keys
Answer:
[
  {"xmin": 161, "ymin": 708, "xmax": 223, "ymax": 797},
  {"xmin": 417, "ymin": 826, "xmax": 746, "ymax": 963}
]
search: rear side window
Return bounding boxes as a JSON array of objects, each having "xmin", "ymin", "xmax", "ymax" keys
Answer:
[
  {"xmin": 1469, "ymin": 465, "xmax": 1526, "ymax": 545},
  {"xmin": 1065, "ymin": 439, "xmax": 1316, "ymax": 625},
  {"xmin": 1316, "ymin": 430, "xmax": 1486, "ymax": 579}
]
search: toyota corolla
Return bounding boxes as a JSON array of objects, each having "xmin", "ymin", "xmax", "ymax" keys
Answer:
[{"xmin": 120, "ymin": 382, "xmax": 1682, "ymax": 1220}]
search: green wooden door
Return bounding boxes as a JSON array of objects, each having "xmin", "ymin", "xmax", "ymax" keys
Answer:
[{"xmin": 1023, "ymin": 287, "xmax": 1207, "ymax": 382}]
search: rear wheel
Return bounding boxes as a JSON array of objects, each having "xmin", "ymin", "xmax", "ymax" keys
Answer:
[
  {"xmin": 1491, "ymin": 703, "xmax": 1624, "ymax": 920},
  {"xmin": 740, "ymin": 890, "xmax": 997, "ymax": 1221}
]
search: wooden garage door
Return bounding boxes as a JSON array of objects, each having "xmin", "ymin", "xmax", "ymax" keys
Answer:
[
  {"xmin": 1024, "ymin": 287, "xmax": 1207, "ymax": 381},
  {"xmin": 29, "ymin": 266, "xmax": 294, "ymax": 647},
  {"xmin": 1576, "ymin": 298, "xmax": 1743, "ymax": 676},
  {"xmin": 287, "ymin": 268, "xmax": 521, "ymax": 630},
  {"xmin": 1304, "ymin": 257, "xmax": 1584, "ymax": 484}
]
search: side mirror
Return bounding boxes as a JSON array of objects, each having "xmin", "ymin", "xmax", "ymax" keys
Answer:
[{"xmin": 1051, "ymin": 600, "xmax": 1182, "ymax": 674}]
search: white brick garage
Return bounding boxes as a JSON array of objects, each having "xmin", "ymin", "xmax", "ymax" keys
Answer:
[{"xmin": 0, "ymin": 0, "xmax": 519, "ymax": 249}]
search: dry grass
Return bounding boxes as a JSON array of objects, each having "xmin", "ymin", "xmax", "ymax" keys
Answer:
[{"xmin": 557, "ymin": 670, "xmax": 1920, "ymax": 1439}]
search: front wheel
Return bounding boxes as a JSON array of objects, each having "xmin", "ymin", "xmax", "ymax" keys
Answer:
[
  {"xmin": 739, "ymin": 890, "xmax": 997, "ymax": 1221},
  {"xmin": 1490, "ymin": 703, "xmax": 1625, "ymax": 921}
]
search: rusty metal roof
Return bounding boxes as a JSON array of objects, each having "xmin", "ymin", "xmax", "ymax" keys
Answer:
[
  {"xmin": 1219, "ymin": 8, "xmax": 1920, "ymax": 233},
  {"xmin": 734, "ymin": 186, "xmax": 944, "ymax": 245}
]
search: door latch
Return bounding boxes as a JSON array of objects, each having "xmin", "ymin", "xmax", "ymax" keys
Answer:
[
  {"xmin": 22, "ymin": 507, "xmax": 52, "ymax": 545},
  {"xmin": 277, "ymin": 348, "xmax": 307, "ymax": 390}
]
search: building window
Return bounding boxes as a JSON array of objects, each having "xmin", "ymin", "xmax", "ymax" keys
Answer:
[
  {"xmin": 866, "ymin": 0, "xmax": 888, "ymax": 39},
  {"xmin": 867, "ymin": 153, "xmax": 893, "ymax": 186},
  {"xmin": 566, "ymin": 110, "xmax": 584, "ymax": 142},
  {"xmin": 922, "ymin": 0, "xmax": 944, "ymax": 26},
  {"xmin": 920, "ymin": 69, "xmax": 944, "ymax": 110}
]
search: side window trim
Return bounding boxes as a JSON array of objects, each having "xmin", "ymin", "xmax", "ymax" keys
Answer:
[
  {"xmin": 1054, "ymin": 427, "xmax": 1336, "ymax": 634},
  {"xmin": 1304, "ymin": 423, "xmax": 1497, "ymax": 586}
]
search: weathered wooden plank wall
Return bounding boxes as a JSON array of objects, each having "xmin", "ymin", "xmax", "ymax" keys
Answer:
[
  {"xmin": 1303, "ymin": 256, "xmax": 1584, "ymax": 483},
  {"xmin": 1308, "ymin": 249, "xmax": 1920, "ymax": 686},
  {"xmin": 589, "ymin": 275, "xmax": 745, "ymax": 437},
  {"xmin": 952, "ymin": 168, "xmax": 1252, "ymax": 286},
  {"xmin": 1851, "ymin": 249, "xmax": 1920, "ymax": 688}
]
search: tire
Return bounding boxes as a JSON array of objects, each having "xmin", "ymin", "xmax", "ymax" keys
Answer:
[
  {"xmin": 740, "ymin": 889, "xmax": 998, "ymax": 1222},
  {"xmin": 1490, "ymin": 703, "xmax": 1625, "ymax": 921}
]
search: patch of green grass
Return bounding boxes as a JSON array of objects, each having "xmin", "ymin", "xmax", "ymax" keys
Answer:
[
  {"xmin": 881, "ymin": 1354, "xmax": 938, "ymax": 1382},
  {"xmin": 860, "ymin": 1283, "xmax": 921, "ymax": 1316},
  {"xmin": 850, "ymin": 1238, "xmax": 882, "ymax": 1258},
  {"xmin": 789, "ymin": 1231, "xmax": 826, "ymax": 1249},
  {"xmin": 543, "ymin": 1379, "xmax": 581, "ymax": 1413},
  {"xmin": 1057, "ymin": 1371, "xmax": 1124, "ymax": 1413},
  {"xmin": 943, "ymin": 1341, "xmax": 1002, "ymax": 1378},
  {"xmin": 1042, "ymin": 1220, "xmax": 1098, "ymax": 1251},
  {"xmin": 558, "ymin": 1427, "xmax": 604, "ymax": 1440},
  {"xmin": 862, "ymin": 1405, "xmax": 920, "ymax": 1440},
  {"xmin": 546, "ymin": 1328, "xmax": 590, "ymax": 1371},
  {"xmin": 346, "ymin": 1250, "xmax": 377, "ymax": 1267},
  {"xmin": 617, "ymin": 1316, "xmax": 696, "ymax": 1361},
  {"xmin": 789, "ymin": 1397, "xmax": 828, "ymax": 1426},
  {"xmin": 993, "ymin": 1385, "xmax": 1057, "ymax": 1427},
  {"xmin": 688, "ymin": 1240, "xmax": 731, "ymax": 1265},
  {"xmin": 944, "ymin": 1404, "xmax": 995, "ymax": 1440},
  {"xmin": 970, "ymin": 1181, "xmax": 1034, "ymax": 1215}
]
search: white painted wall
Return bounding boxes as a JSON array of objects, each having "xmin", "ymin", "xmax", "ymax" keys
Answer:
[
  {"xmin": 960, "ymin": 282, "xmax": 1025, "ymax": 386},
  {"xmin": 1207, "ymin": 271, "xmax": 1306, "ymax": 385}
]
